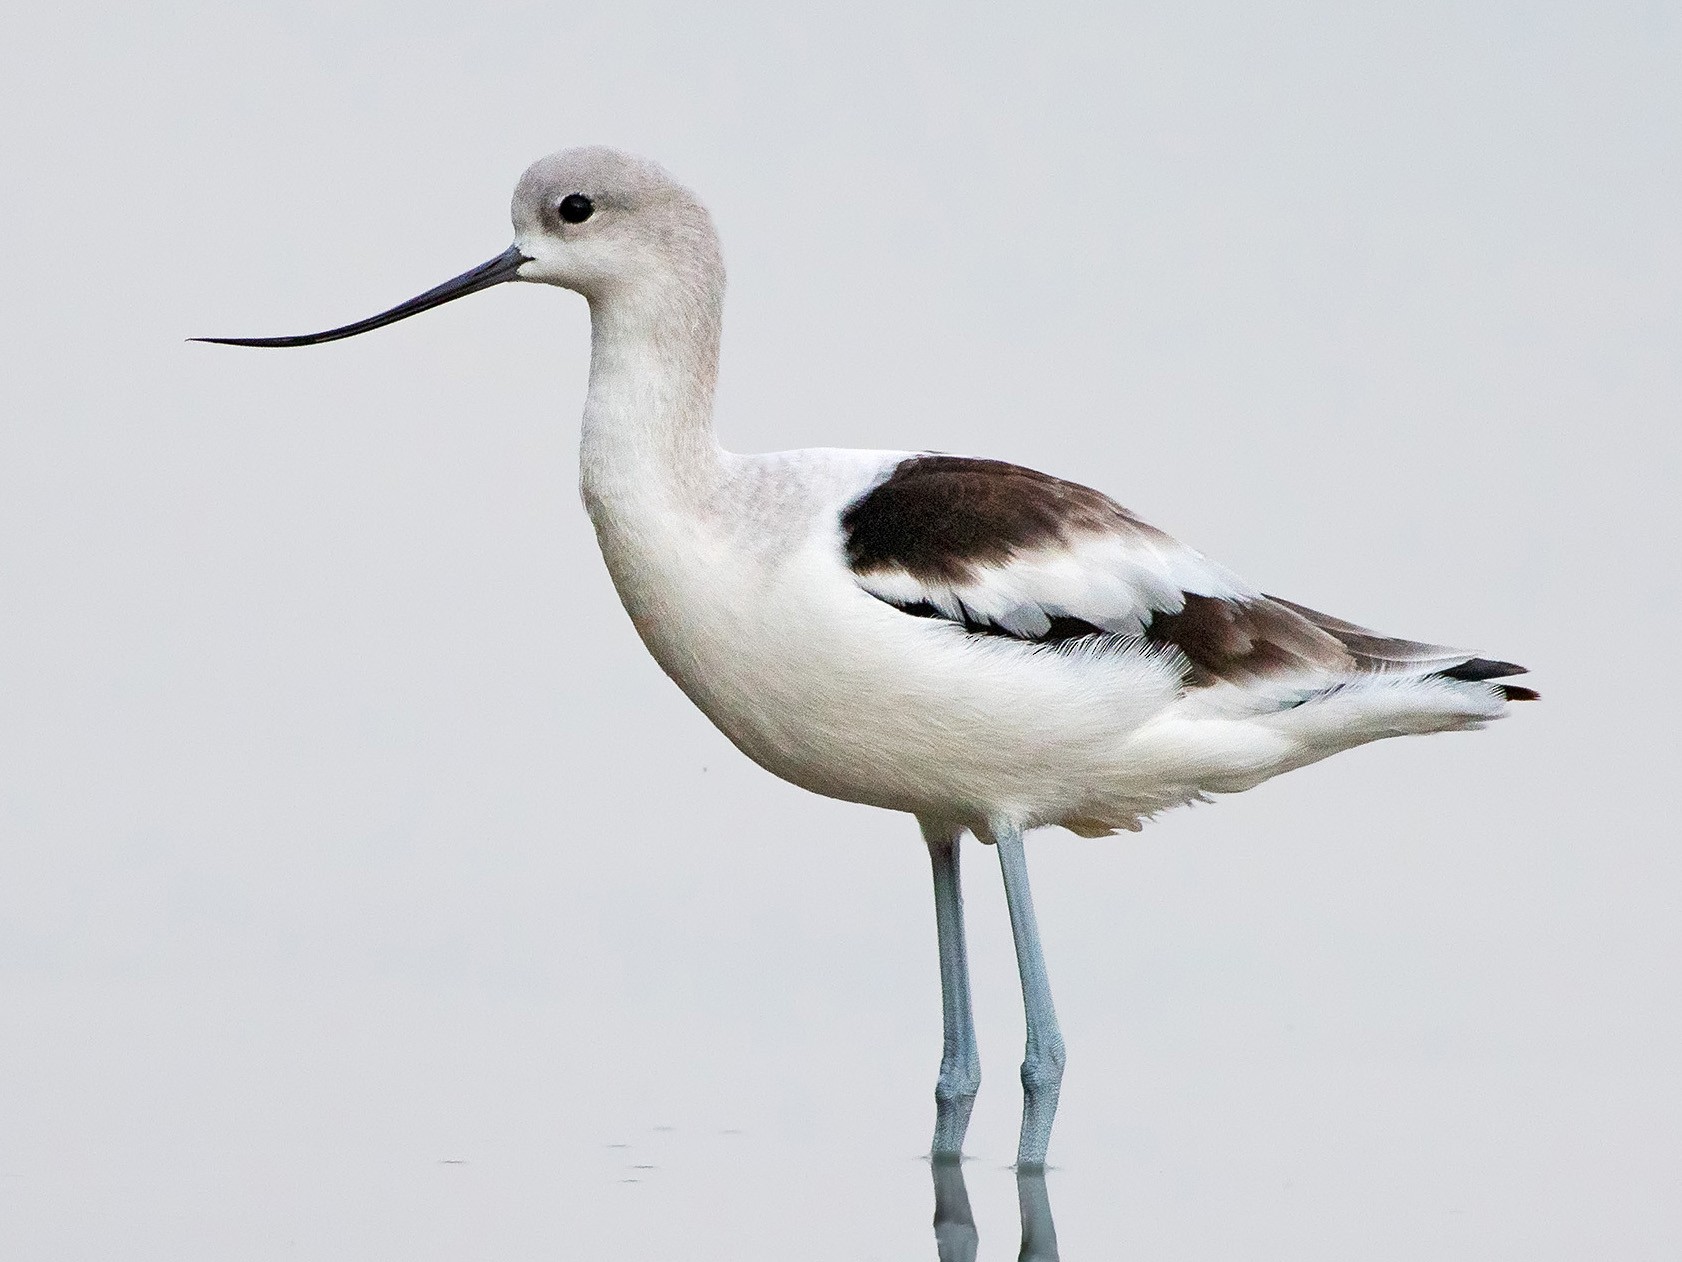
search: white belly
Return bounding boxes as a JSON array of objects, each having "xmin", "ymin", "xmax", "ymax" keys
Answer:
[
  {"xmin": 589, "ymin": 477, "xmax": 1196, "ymax": 832},
  {"xmin": 581, "ymin": 450, "xmax": 1494, "ymax": 837}
]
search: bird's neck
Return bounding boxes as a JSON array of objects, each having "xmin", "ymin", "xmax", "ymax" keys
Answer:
[{"xmin": 579, "ymin": 275, "xmax": 726, "ymax": 522}]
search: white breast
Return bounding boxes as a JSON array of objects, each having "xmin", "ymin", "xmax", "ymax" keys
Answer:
[{"xmin": 586, "ymin": 449, "xmax": 1205, "ymax": 829}]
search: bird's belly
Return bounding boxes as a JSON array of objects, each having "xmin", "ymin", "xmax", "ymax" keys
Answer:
[{"xmin": 601, "ymin": 527, "xmax": 1188, "ymax": 828}]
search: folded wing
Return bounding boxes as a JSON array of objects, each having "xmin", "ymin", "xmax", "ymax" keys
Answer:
[{"xmin": 840, "ymin": 455, "xmax": 1535, "ymax": 701}]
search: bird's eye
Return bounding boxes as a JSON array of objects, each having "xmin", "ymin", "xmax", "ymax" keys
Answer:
[{"xmin": 558, "ymin": 194, "xmax": 595, "ymax": 224}]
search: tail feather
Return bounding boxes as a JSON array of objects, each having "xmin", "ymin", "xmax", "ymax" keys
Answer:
[{"xmin": 1276, "ymin": 600, "xmax": 1539, "ymax": 702}]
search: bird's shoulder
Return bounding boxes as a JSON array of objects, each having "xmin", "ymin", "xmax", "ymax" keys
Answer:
[{"xmin": 840, "ymin": 455, "xmax": 1164, "ymax": 581}]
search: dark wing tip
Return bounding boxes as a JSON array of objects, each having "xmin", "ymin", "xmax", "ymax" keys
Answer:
[
  {"xmin": 1435, "ymin": 657, "xmax": 1538, "ymax": 699},
  {"xmin": 1426, "ymin": 662, "xmax": 1533, "ymax": 703},
  {"xmin": 1437, "ymin": 657, "xmax": 1529, "ymax": 682}
]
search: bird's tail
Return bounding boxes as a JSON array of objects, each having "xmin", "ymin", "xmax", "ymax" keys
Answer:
[
  {"xmin": 1432, "ymin": 657, "xmax": 1539, "ymax": 702},
  {"xmin": 1271, "ymin": 596, "xmax": 1539, "ymax": 702}
]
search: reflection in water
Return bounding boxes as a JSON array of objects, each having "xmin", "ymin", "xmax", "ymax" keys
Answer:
[
  {"xmin": 930, "ymin": 1159, "xmax": 1060, "ymax": 1261},
  {"xmin": 1015, "ymin": 1169, "xmax": 1060, "ymax": 1261},
  {"xmin": 931, "ymin": 1159, "xmax": 978, "ymax": 1261}
]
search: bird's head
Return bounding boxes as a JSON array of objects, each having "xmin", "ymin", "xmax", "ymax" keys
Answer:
[
  {"xmin": 197, "ymin": 146, "xmax": 721, "ymax": 348},
  {"xmin": 512, "ymin": 147, "xmax": 721, "ymax": 301}
]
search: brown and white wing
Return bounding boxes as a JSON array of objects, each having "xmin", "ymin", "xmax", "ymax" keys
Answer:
[{"xmin": 840, "ymin": 455, "xmax": 1535, "ymax": 700}]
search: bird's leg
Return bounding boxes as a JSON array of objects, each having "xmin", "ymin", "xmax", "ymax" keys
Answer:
[
  {"xmin": 992, "ymin": 820, "xmax": 1066, "ymax": 1170},
  {"xmin": 922, "ymin": 818, "xmax": 980, "ymax": 1160}
]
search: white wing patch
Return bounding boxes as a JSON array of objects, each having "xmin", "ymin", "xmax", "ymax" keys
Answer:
[{"xmin": 855, "ymin": 525, "xmax": 1257, "ymax": 640}]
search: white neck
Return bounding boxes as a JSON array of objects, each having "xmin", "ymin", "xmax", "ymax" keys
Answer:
[{"xmin": 578, "ymin": 271, "xmax": 727, "ymax": 524}]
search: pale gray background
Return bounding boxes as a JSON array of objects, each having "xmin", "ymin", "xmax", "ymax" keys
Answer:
[{"xmin": 2, "ymin": 1, "xmax": 1678, "ymax": 1258}]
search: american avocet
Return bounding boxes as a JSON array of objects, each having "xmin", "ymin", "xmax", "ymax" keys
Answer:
[{"xmin": 199, "ymin": 147, "xmax": 1535, "ymax": 1169}]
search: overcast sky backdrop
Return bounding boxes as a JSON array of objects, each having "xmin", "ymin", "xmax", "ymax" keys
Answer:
[{"xmin": 2, "ymin": 2, "xmax": 1679, "ymax": 1257}]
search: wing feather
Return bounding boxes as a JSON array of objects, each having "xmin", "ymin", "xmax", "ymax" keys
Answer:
[{"xmin": 840, "ymin": 455, "xmax": 1531, "ymax": 699}]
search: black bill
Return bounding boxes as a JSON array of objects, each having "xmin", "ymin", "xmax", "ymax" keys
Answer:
[{"xmin": 193, "ymin": 244, "xmax": 529, "ymax": 348}]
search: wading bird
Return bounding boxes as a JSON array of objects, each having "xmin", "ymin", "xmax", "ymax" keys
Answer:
[{"xmin": 200, "ymin": 147, "xmax": 1534, "ymax": 1168}]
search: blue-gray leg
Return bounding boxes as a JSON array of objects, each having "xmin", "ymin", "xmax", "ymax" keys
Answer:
[
  {"xmin": 922, "ymin": 818, "xmax": 981, "ymax": 1159},
  {"xmin": 993, "ymin": 820, "xmax": 1066, "ymax": 1169}
]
